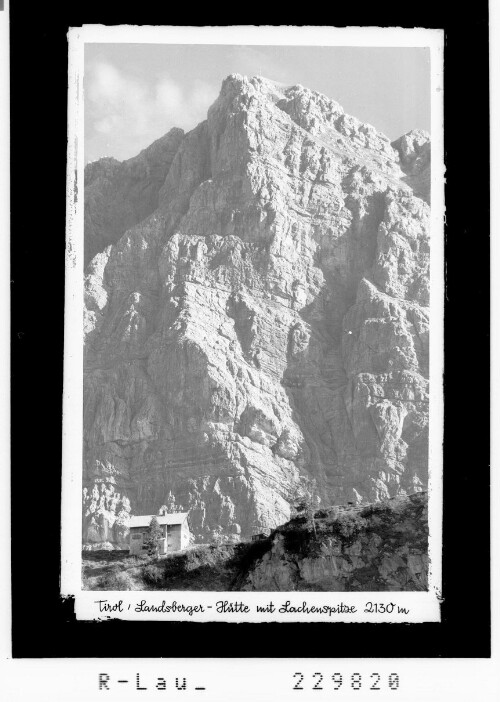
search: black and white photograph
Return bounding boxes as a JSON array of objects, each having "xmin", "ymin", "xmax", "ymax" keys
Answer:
[
  {"xmin": 61, "ymin": 27, "xmax": 445, "ymax": 616},
  {"xmin": 4, "ymin": 8, "xmax": 497, "ymax": 700}
]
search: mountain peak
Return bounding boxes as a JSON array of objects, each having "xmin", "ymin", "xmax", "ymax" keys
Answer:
[{"xmin": 83, "ymin": 72, "xmax": 431, "ymax": 549}]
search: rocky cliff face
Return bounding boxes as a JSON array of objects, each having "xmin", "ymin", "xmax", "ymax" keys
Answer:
[
  {"xmin": 83, "ymin": 75, "xmax": 430, "ymax": 547},
  {"xmin": 84, "ymin": 128, "xmax": 185, "ymax": 266}
]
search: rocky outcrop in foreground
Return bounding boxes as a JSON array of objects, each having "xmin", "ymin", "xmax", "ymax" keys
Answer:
[
  {"xmin": 83, "ymin": 75, "xmax": 430, "ymax": 547},
  {"xmin": 239, "ymin": 492, "xmax": 428, "ymax": 591}
]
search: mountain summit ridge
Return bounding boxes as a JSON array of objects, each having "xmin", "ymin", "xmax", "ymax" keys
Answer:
[{"xmin": 83, "ymin": 74, "xmax": 430, "ymax": 548}]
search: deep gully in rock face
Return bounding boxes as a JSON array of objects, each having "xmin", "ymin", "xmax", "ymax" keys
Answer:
[{"xmin": 83, "ymin": 75, "xmax": 430, "ymax": 547}]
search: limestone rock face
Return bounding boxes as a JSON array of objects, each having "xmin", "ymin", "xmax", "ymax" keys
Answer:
[
  {"xmin": 82, "ymin": 483, "xmax": 131, "ymax": 550},
  {"xmin": 84, "ymin": 128, "xmax": 185, "ymax": 265},
  {"xmin": 391, "ymin": 130, "xmax": 431, "ymax": 204},
  {"xmin": 83, "ymin": 75, "xmax": 430, "ymax": 546}
]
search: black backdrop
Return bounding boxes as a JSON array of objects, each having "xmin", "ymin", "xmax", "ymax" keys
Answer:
[{"xmin": 10, "ymin": 3, "xmax": 490, "ymax": 658}]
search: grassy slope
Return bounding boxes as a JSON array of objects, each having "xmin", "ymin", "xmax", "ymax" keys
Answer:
[{"xmin": 82, "ymin": 540, "xmax": 272, "ymax": 591}]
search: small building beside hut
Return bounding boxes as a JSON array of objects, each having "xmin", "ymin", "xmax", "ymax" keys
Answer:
[{"xmin": 128, "ymin": 512, "xmax": 190, "ymax": 555}]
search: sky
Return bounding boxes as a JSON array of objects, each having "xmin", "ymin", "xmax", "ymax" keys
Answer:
[{"xmin": 85, "ymin": 44, "xmax": 430, "ymax": 163}]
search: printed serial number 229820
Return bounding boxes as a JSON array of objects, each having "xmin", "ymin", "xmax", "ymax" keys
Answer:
[{"xmin": 293, "ymin": 673, "xmax": 400, "ymax": 691}]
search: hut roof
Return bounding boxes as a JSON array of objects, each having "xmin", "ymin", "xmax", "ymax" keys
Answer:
[{"xmin": 129, "ymin": 512, "xmax": 189, "ymax": 528}]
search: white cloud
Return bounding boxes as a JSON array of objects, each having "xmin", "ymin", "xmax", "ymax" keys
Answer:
[
  {"xmin": 156, "ymin": 78, "xmax": 184, "ymax": 115},
  {"xmin": 85, "ymin": 61, "xmax": 219, "ymax": 160},
  {"xmin": 190, "ymin": 80, "xmax": 219, "ymax": 113},
  {"xmin": 94, "ymin": 116, "xmax": 118, "ymax": 135},
  {"xmin": 229, "ymin": 46, "xmax": 292, "ymax": 85}
]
